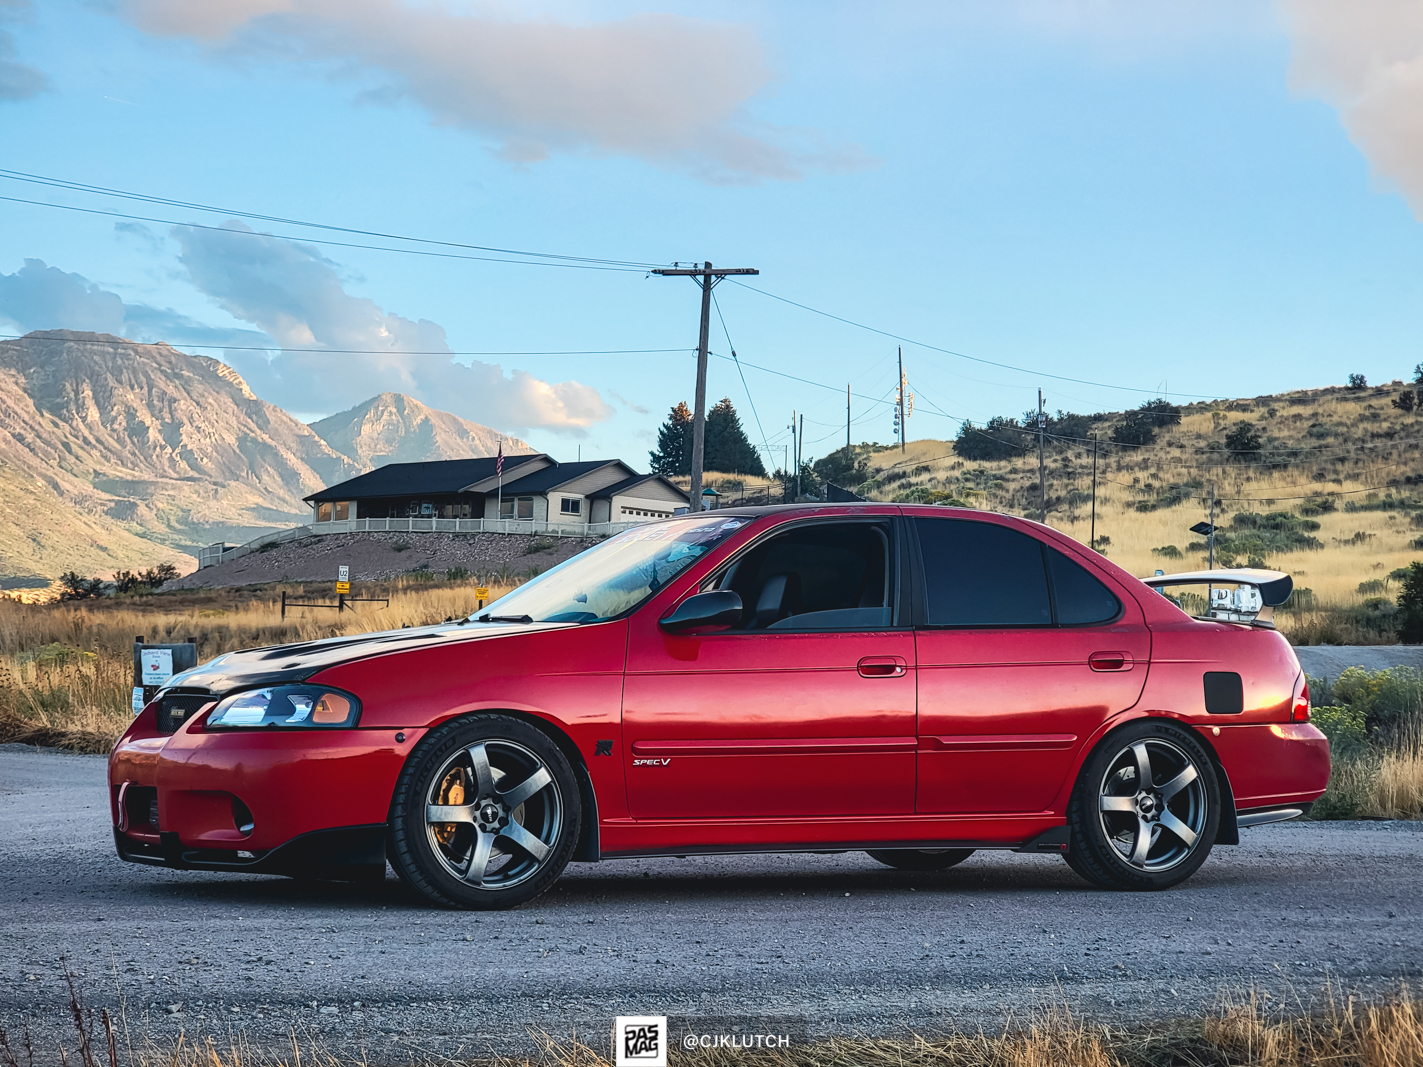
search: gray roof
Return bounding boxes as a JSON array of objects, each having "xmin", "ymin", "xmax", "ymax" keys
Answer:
[
  {"xmin": 497, "ymin": 460, "xmax": 630, "ymax": 495},
  {"xmin": 588, "ymin": 473, "xmax": 689, "ymax": 503},
  {"xmin": 304, "ymin": 455, "xmax": 547, "ymax": 502}
]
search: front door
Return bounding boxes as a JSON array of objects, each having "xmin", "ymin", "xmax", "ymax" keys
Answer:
[
  {"xmin": 623, "ymin": 516, "xmax": 916, "ymax": 820},
  {"xmin": 911, "ymin": 516, "xmax": 1150, "ymax": 814}
]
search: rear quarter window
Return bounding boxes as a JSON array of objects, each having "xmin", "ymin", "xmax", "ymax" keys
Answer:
[{"xmin": 1046, "ymin": 546, "xmax": 1121, "ymax": 625}]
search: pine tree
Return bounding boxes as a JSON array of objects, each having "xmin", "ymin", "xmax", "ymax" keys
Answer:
[
  {"xmin": 705, "ymin": 398, "xmax": 767, "ymax": 476},
  {"xmin": 649, "ymin": 402, "xmax": 693, "ymax": 476}
]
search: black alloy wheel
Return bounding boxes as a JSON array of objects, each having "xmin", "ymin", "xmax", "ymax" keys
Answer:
[
  {"xmin": 866, "ymin": 848, "xmax": 975, "ymax": 871},
  {"xmin": 1064, "ymin": 719, "xmax": 1219, "ymax": 891},
  {"xmin": 388, "ymin": 714, "xmax": 581, "ymax": 909}
]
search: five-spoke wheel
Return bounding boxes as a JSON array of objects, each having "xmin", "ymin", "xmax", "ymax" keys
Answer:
[
  {"xmin": 1065, "ymin": 720, "xmax": 1219, "ymax": 890},
  {"xmin": 389, "ymin": 715, "xmax": 580, "ymax": 909}
]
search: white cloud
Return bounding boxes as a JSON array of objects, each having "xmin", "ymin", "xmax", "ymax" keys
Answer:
[
  {"xmin": 170, "ymin": 222, "xmax": 613, "ymax": 433},
  {"xmin": 0, "ymin": 1, "xmax": 49, "ymax": 100},
  {"xmin": 1279, "ymin": 0, "xmax": 1423, "ymax": 219},
  {"xmin": 119, "ymin": 0, "xmax": 863, "ymax": 182}
]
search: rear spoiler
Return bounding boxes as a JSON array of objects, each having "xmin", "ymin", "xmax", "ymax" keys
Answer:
[{"xmin": 1140, "ymin": 568, "xmax": 1293, "ymax": 628}]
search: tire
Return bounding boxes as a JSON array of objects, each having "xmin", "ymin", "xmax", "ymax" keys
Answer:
[
  {"xmin": 1064, "ymin": 719, "xmax": 1220, "ymax": 891},
  {"xmin": 866, "ymin": 848, "xmax": 975, "ymax": 871},
  {"xmin": 388, "ymin": 714, "xmax": 581, "ymax": 909}
]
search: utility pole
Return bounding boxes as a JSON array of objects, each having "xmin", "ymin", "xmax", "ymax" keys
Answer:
[
  {"xmin": 798, "ymin": 413, "xmax": 805, "ymax": 498},
  {"xmin": 652, "ymin": 262, "xmax": 759, "ymax": 514},
  {"xmin": 790, "ymin": 411, "xmax": 798, "ymax": 501},
  {"xmin": 1090, "ymin": 433, "xmax": 1098, "ymax": 551},
  {"xmin": 846, "ymin": 383, "xmax": 851, "ymax": 453},
  {"xmin": 1037, "ymin": 388, "xmax": 1046, "ymax": 523},
  {"xmin": 896, "ymin": 348, "xmax": 907, "ymax": 454},
  {"xmin": 1208, "ymin": 485, "xmax": 1216, "ymax": 569}
]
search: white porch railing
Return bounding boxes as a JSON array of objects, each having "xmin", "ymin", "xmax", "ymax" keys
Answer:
[{"xmin": 197, "ymin": 516, "xmax": 647, "ymax": 569}]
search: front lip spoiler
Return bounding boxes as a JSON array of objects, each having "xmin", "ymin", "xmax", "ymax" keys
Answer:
[{"xmin": 113, "ymin": 823, "xmax": 388, "ymax": 882}]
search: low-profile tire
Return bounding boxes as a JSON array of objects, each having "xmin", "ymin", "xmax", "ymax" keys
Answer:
[
  {"xmin": 1064, "ymin": 719, "xmax": 1220, "ymax": 891},
  {"xmin": 866, "ymin": 848, "xmax": 975, "ymax": 871},
  {"xmin": 388, "ymin": 714, "xmax": 580, "ymax": 909}
]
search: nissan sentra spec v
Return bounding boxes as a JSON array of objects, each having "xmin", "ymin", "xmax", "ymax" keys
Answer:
[{"xmin": 110, "ymin": 505, "xmax": 1330, "ymax": 909}]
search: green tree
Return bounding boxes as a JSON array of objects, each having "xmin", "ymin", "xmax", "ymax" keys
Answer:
[
  {"xmin": 1348, "ymin": 373, "xmax": 1368, "ymax": 389},
  {"xmin": 1414, "ymin": 362, "xmax": 1423, "ymax": 385},
  {"xmin": 648, "ymin": 401, "xmax": 692, "ymax": 476},
  {"xmin": 58, "ymin": 571, "xmax": 103, "ymax": 600},
  {"xmin": 953, "ymin": 416, "xmax": 1024, "ymax": 461},
  {"xmin": 813, "ymin": 445, "xmax": 870, "ymax": 487},
  {"xmin": 1393, "ymin": 389, "xmax": 1417, "ymax": 415},
  {"xmin": 1224, "ymin": 421, "xmax": 1263, "ymax": 459},
  {"xmin": 1399, "ymin": 561, "xmax": 1423, "ymax": 644},
  {"xmin": 1111, "ymin": 398, "xmax": 1181, "ymax": 447},
  {"xmin": 704, "ymin": 398, "xmax": 766, "ymax": 476}
]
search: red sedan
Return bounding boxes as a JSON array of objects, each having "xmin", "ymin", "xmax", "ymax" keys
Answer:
[{"xmin": 110, "ymin": 505, "xmax": 1330, "ymax": 908}]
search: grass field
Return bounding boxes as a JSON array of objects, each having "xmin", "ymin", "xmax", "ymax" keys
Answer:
[
  {"xmin": 11, "ymin": 975, "xmax": 1423, "ymax": 1067},
  {"xmin": 0, "ymin": 578, "xmax": 510, "ymax": 754}
]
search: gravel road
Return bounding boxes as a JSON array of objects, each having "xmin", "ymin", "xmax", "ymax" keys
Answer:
[{"xmin": 3, "ymin": 747, "xmax": 1420, "ymax": 1060}]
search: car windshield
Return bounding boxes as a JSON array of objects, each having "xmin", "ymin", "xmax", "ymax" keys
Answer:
[{"xmin": 471, "ymin": 515, "xmax": 755, "ymax": 624}]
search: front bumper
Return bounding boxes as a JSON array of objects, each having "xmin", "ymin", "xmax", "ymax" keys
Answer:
[{"xmin": 114, "ymin": 823, "xmax": 389, "ymax": 881}]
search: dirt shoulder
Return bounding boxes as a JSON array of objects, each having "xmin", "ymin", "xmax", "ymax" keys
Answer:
[{"xmin": 165, "ymin": 531, "xmax": 602, "ymax": 589}]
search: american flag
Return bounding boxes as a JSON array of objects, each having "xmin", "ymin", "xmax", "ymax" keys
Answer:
[{"xmin": 495, "ymin": 440, "xmax": 504, "ymax": 478}]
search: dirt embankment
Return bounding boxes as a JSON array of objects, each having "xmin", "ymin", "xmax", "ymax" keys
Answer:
[{"xmin": 166, "ymin": 531, "xmax": 601, "ymax": 589}]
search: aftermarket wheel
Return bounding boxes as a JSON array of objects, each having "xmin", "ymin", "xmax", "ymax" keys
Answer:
[
  {"xmin": 866, "ymin": 848, "xmax": 975, "ymax": 871},
  {"xmin": 388, "ymin": 715, "xmax": 580, "ymax": 909},
  {"xmin": 1064, "ymin": 720, "xmax": 1219, "ymax": 891}
]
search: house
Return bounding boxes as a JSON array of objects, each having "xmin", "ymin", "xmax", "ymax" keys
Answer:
[{"xmin": 303, "ymin": 455, "xmax": 688, "ymax": 526}]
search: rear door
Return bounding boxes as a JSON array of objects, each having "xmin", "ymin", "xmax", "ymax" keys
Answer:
[
  {"xmin": 622, "ymin": 515, "xmax": 916, "ymax": 820},
  {"xmin": 912, "ymin": 516, "xmax": 1150, "ymax": 814}
]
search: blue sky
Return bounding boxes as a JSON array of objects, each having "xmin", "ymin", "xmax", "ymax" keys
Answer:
[{"xmin": 2, "ymin": 0, "xmax": 1421, "ymax": 469}]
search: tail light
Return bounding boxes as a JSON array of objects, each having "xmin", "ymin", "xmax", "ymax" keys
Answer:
[{"xmin": 1291, "ymin": 675, "xmax": 1310, "ymax": 722}]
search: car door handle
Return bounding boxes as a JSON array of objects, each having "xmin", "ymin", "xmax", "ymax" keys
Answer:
[
  {"xmin": 1089, "ymin": 651, "xmax": 1133, "ymax": 672},
  {"xmin": 858, "ymin": 656, "xmax": 907, "ymax": 678}
]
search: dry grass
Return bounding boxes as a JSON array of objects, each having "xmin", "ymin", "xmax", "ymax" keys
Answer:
[
  {"xmin": 9, "ymin": 977, "xmax": 1423, "ymax": 1067},
  {"xmin": 0, "ymin": 579, "xmax": 514, "ymax": 754},
  {"xmin": 843, "ymin": 384, "xmax": 1423, "ymax": 636}
]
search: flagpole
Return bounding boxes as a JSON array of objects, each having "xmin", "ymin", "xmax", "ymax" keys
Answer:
[{"xmin": 496, "ymin": 439, "xmax": 503, "ymax": 529}]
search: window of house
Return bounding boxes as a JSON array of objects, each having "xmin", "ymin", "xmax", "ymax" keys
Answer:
[
  {"xmin": 517, "ymin": 497, "xmax": 534, "ymax": 519},
  {"xmin": 560, "ymin": 498, "xmax": 581, "ymax": 515},
  {"xmin": 333, "ymin": 501, "xmax": 350, "ymax": 521},
  {"xmin": 913, "ymin": 518, "xmax": 1052, "ymax": 627},
  {"xmin": 713, "ymin": 521, "xmax": 893, "ymax": 631},
  {"xmin": 316, "ymin": 502, "xmax": 332, "ymax": 522}
]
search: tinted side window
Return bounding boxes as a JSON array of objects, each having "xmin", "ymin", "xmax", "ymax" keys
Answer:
[
  {"xmin": 1046, "ymin": 547, "xmax": 1121, "ymax": 625},
  {"xmin": 914, "ymin": 519, "xmax": 1051, "ymax": 627}
]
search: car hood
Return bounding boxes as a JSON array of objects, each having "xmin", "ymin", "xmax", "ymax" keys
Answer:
[{"xmin": 161, "ymin": 620, "xmax": 574, "ymax": 696}]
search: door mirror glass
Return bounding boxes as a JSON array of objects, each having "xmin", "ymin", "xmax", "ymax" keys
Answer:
[{"xmin": 659, "ymin": 590, "xmax": 744, "ymax": 633}]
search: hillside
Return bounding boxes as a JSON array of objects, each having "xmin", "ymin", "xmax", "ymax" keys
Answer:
[
  {"xmin": 857, "ymin": 381, "xmax": 1423, "ymax": 636},
  {"xmin": 0, "ymin": 331, "xmax": 519, "ymax": 582},
  {"xmin": 697, "ymin": 379, "xmax": 1423, "ymax": 640},
  {"xmin": 310, "ymin": 392, "xmax": 532, "ymax": 467}
]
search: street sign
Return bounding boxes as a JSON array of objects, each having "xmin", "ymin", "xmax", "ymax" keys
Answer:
[
  {"xmin": 335, "ymin": 581, "xmax": 351, "ymax": 595},
  {"xmin": 338, "ymin": 565, "xmax": 350, "ymax": 582},
  {"xmin": 475, "ymin": 587, "xmax": 490, "ymax": 600}
]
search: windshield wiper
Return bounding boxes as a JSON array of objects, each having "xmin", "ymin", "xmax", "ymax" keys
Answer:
[{"xmin": 476, "ymin": 613, "xmax": 534, "ymax": 624}]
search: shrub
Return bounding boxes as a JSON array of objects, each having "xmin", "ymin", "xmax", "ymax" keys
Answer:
[
  {"xmin": 1151, "ymin": 545, "xmax": 1183, "ymax": 559},
  {"xmin": 953, "ymin": 416, "xmax": 1025, "ymax": 461},
  {"xmin": 1358, "ymin": 579, "xmax": 1388, "ymax": 596},
  {"xmin": 1223, "ymin": 422, "xmax": 1263, "ymax": 459},
  {"xmin": 391, "ymin": 540, "xmax": 412, "ymax": 553},
  {"xmin": 1310, "ymin": 703, "xmax": 1369, "ymax": 757},
  {"xmin": 1394, "ymin": 389, "xmax": 1418, "ymax": 414},
  {"xmin": 446, "ymin": 566, "xmax": 471, "ymax": 581},
  {"xmin": 58, "ymin": 572, "xmax": 103, "ymax": 600}
]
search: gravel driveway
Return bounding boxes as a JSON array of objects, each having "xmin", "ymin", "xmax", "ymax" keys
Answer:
[{"xmin": 2, "ymin": 747, "xmax": 1419, "ymax": 1059}]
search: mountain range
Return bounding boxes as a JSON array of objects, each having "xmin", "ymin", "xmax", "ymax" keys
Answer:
[{"xmin": 0, "ymin": 331, "xmax": 530, "ymax": 582}]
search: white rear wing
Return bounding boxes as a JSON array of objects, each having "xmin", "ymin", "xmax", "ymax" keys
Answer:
[{"xmin": 1140, "ymin": 568, "xmax": 1293, "ymax": 627}]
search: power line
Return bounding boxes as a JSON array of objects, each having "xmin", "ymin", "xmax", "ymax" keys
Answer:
[
  {"xmin": 0, "ymin": 194, "xmax": 653, "ymax": 272},
  {"xmin": 0, "ymin": 333, "xmax": 692, "ymax": 358},
  {"xmin": 711, "ymin": 292, "xmax": 775, "ymax": 470},
  {"xmin": 728, "ymin": 278, "xmax": 1227, "ymax": 400},
  {"xmin": 0, "ymin": 169, "xmax": 664, "ymax": 269}
]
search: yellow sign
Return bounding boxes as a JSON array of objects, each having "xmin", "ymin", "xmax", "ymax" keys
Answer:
[
  {"xmin": 475, "ymin": 587, "xmax": 490, "ymax": 600},
  {"xmin": 335, "ymin": 581, "xmax": 351, "ymax": 595}
]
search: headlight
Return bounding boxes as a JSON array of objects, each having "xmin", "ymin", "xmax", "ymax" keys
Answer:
[{"xmin": 206, "ymin": 685, "xmax": 360, "ymax": 729}]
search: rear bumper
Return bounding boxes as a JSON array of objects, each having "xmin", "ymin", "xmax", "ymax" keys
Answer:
[{"xmin": 114, "ymin": 822, "xmax": 388, "ymax": 881}]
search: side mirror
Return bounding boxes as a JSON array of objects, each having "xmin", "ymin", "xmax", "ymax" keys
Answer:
[{"xmin": 659, "ymin": 590, "xmax": 743, "ymax": 633}]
